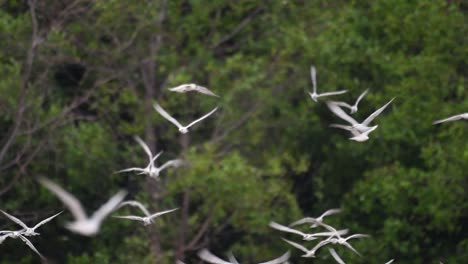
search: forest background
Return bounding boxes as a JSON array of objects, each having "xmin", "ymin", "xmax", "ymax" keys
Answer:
[{"xmin": 0, "ymin": 0, "xmax": 466, "ymax": 263}]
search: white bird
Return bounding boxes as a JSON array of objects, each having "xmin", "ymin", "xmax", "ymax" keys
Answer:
[
  {"xmin": 154, "ymin": 103, "xmax": 219, "ymax": 134},
  {"xmin": 281, "ymin": 238, "xmax": 323, "ymax": 258},
  {"xmin": 329, "ymin": 124, "xmax": 379, "ymax": 142},
  {"xmin": 113, "ymin": 208, "xmax": 178, "ymax": 226},
  {"xmin": 433, "ymin": 112, "xmax": 468, "ymax": 124},
  {"xmin": 324, "ymin": 234, "xmax": 370, "ymax": 256},
  {"xmin": 385, "ymin": 260, "xmax": 395, "ymax": 264},
  {"xmin": 198, "ymin": 249, "xmax": 235, "ymax": 264},
  {"xmin": 329, "ymin": 248, "xmax": 345, "ymax": 264},
  {"xmin": 17, "ymin": 234, "xmax": 46, "ymax": 259},
  {"xmin": 117, "ymin": 200, "xmax": 151, "ymax": 217},
  {"xmin": 334, "ymin": 89, "xmax": 369, "ymax": 114},
  {"xmin": 258, "ymin": 251, "xmax": 291, "ymax": 264},
  {"xmin": 37, "ymin": 177, "xmax": 127, "ymax": 236},
  {"xmin": 308, "ymin": 66, "xmax": 347, "ymax": 102},
  {"xmin": 269, "ymin": 221, "xmax": 348, "ymax": 241},
  {"xmin": 327, "ymin": 98, "xmax": 395, "ymax": 132},
  {"xmin": 169, "ymin": 83, "xmax": 219, "ymax": 97},
  {"xmin": 289, "ymin": 208, "xmax": 342, "ymax": 228},
  {"xmin": 0, "ymin": 210, "xmax": 62, "ymax": 236},
  {"xmin": 116, "ymin": 136, "xmax": 184, "ymax": 179}
]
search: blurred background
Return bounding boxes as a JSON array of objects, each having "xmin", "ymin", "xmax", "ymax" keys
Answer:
[{"xmin": 0, "ymin": 0, "xmax": 466, "ymax": 263}]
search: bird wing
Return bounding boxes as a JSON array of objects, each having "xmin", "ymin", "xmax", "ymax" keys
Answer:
[
  {"xmin": 341, "ymin": 241, "xmax": 361, "ymax": 256},
  {"xmin": 334, "ymin": 101, "xmax": 353, "ymax": 110},
  {"xmin": 168, "ymin": 84, "xmax": 191, "ymax": 92},
  {"xmin": 319, "ymin": 208, "xmax": 342, "ymax": 219},
  {"xmin": 310, "ymin": 66, "xmax": 317, "ymax": 94},
  {"xmin": 227, "ymin": 252, "xmax": 240, "ymax": 264},
  {"xmin": 148, "ymin": 208, "xmax": 179, "ymax": 220},
  {"xmin": 115, "ymin": 167, "xmax": 147, "ymax": 174},
  {"xmin": 19, "ymin": 235, "xmax": 45, "ymax": 259},
  {"xmin": 384, "ymin": 259, "xmax": 395, "ymax": 264},
  {"xmin": 281, "ymin": 238, "xmax": 309, "ymax": 254},
  {"xmin": 329, "ymin": 124, "xmax": 354, "ymax": 132},
  {"xmin": 310, "ymin": 229, "xmax": 349, "ymax": 237},
  {"xmin": 186, "ymin": 106, "xmax": 219, "ymax": 128},
  {"xmin": 159, "ymin": 159, "xmax": 185, "ymax": 171},
  {"xmin": 355, "ymin": 89, "xmax": 369, "ymax": 106},
  {"xmin": 91, "ymin": 190, "xmax": 127, "ymax": 222},
  {"xmin": 112, "ymin": 215, "xmax": 144, "ymax": 222},
  {"xmin": 289, "ymin": 217, "xmax": 318, "ymax": 227},
  {"xmin": 33, "ymin": 211, "xmax": 63, "ymax": 230},
  {"xmin": 432, "ymin": 113, "xmax": 465, "ymax": 124},
  {"xmin": 119, "ymin": 201, "xmax": 151, "ymax": 217},
  {"xmin": 38, "ymin": 177, "xmax": 88, "ymax": 221},
  {"xmin": 149, "ymin": 151, "xmax": 164, "ymax": 169},
  {"xmin": 269, "ymin": 221, "xmax": 306, "ymax": 237},
  {"xmin": 153, "ymin": 103, "xmax": 184, "ymax": 129},
  {"xmin": 362, "ymin": 97, "xmax": 395, "ymax": 126},
  {"xmin": 134, "ymin": 136, "xmax": 153, "ymax": 162},
  {"xmin": 311, "ymin": 220, "xmax": 340, "ymax": 234},
  {"xmin": 328, "ymin": 248, "xmax": 345, "ymax": 264},
  {"xmin": 318, "ymin": 90, "xmax": 348, "ymax": 97},
  {"xmin": 344, "ymin": 234, "xmax": 370, "ymax": 241},
  {"xmin": 196, "ymin": 85, "xmax": 220, "ymax": 97},
  {"xmin": 310, "ymin": 239, "xmax": 332, "ymax": 255},
  {"xmin": 198, "ymin": 249, "xmax": 233, "ymax": 264},
  {"xmin": 327, "ymin": 101, "xmax": 359, "ymax": 125},
  {"xmin": 1, "ymin": 210, "xmax": 29, "ymax": 229},
  {"xmin": 258, "ymin": 251, "xmax": 291, "ymax": 264}
]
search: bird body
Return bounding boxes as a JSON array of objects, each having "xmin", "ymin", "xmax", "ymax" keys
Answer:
[
  {"xmin": 154, "ymin": 103, "xmax": 218, "ymax": 134},
  {"xmin": 335, "ymin": 89, "xmax": 369, "ymax": 114},
  {"xmin": 1, "ymin": 210, "xmax": 62, "ymax": 236},
  {"xmin": 113, "ymin": 208, "xmax": 178, "ymax": 226},
  {"xmin": 169, "ymin": 83, "xmax": 219, "ymax": 97}
]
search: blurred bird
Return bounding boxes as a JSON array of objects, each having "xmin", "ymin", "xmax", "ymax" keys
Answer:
[
  {"xmin": 154, "ymin": 103, "xmax": 218, "ymax": 134},
  {"xmin": 334, "ymin": 89, "xmax": 369, "ymax": 114},
  {"xmin": 198, "ymin": 249, "xmax": 235, "ymax": 264},
  {"xmin": 329, "ymin": 124, "xmax": 378, "ymax": 142},
  {"xmin": 116, "ymin": 200, "xmax": 151, "ymax": 217},
  {"xmin": 329, "ymin": 248, "xmax": 345, "ymax": 264},
  {"xmin": 289, "ymin": 208, "xmax": 342, "ymax": 228},
  {"xmin": 113, "ymin": 208, "xmax": 178, "ymax": 226},
  {"xmin": 37, "ymin": 177, "xmax": 126, "ymax": 236},
  {"xmin": 169, "ymin": 83, "xmax": 219, "ymax": 97},
  {"xmin": 281, "ymin": 238, "xmax": 322, "ymax": 258},
  {"xmin": 308, "ymin": 66, "xmax": 347, "ymax": 102},
  {"xmin": 270, "ymin": 221, "xmax": 348, "ymax": 241}
]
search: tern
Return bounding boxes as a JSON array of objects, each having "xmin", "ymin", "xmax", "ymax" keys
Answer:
[
  {"xmin": 433, "ymin": 112, "xmax": 468, "ymax": 124},
  {"xmin": 323, "ymin": 234, "xmax": 370, "ymax": 256},
  {"xmin": 116, "ymin": 136, "xmax": 184, "ymax": 179},
  {"xmin": 37, "ymin": 177, "xmax": 126, "ymax": 236},
  {"xmin": 329, "ymin": 124, "xmax": 378, "ymax": 142},
  {"xmin": 154, "ymin": 103, "xmax": 219, "ymax": 134},
  {"xmin": 198, "ymin": 249, "xmax": 235, "ymax": 264},
  {"xmin": 334, "ymin": 89, "xmax": 369, "ymax": 114},
  {"xmin": 258, "ymin": 251, "xmax": 291, "ymax": 264},
  {"xmin": 289, "ymin": 208, "xmax": 342, "ymax": 228},
  {"xmin": 0, "ymin": 233, "xmax": 45, "ymax": 259},
  {"xmin": 169, "ymin": 83, "xmax": 219, "ymax": 97},
  {"xmin": 269, "ymin": 221, "xmax": 348, "ymax": 241},
  {"xmin": 327, "ymin": 98, "xmax": 395, "ymax": 132},
  {"xmin": 0, "ymin": 210, "xmax": 62, "ymax": 236},
  {"xmin": 329, "ymin": 248, "xmax": 345, "ymax": 264},
  {"xmin": 308, "ymin": 66, "xmax": 347, "ymax": 102},
  {"xmin": 281, "ymin": 238, "xmax": 323, "ymax": 258},
  {"xmin": 113, "ymin": 207, "xmax": 178, "ymax": 226}
]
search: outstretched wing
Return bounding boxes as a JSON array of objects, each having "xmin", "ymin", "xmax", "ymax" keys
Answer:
[
  {"xmin": 341, "ymin": 241, "xmax": 362, "ymax": 256},
  {"xmin": 38, "ymin": 177, "xmax": 87, "ymax": 221},
  {"xmin": 186, "ymin": 106, "xmax": 219, "ymax": 128},
  {"xmin": 355, "ymin": 88, "xmax": 369, "ymax": 106},
  {"xmin": 115, "ymin": 167, "xmax": 147, "ymax": 174},
  {"xmin": 433, "ymin": 113, "xmax": 466, "ymax": 124},
  {"xmin": 328, "ymin": 248, "xmax": 345, "ymax": 264},
  {"xmin": 334, "ymin": 101, "xmax": 353, "ymax": 110},
  {"xmin": 159, "ymin": 159, "xmax": 185, "ymax": 171},
  {"xmin": 319, "ymin": 208, "xmax": 342, "ymax": 219},
  {"xmin": 148, "ymin": 208, "xmax": 179, "ymax": 220},
  {"xmin": 281, "ymin": 238, "xmax": 310, "ymax": 254},
  {"xmin": 269, "ymin": 221, "xmax": 306, "ymax": 237},
  {"xmin": 289, "ymin": 217, "xmax": 318, "ymax": 227},
  {"xmin": 198, "ymin": 249, "xmax": 233, "ymax": 264},
  {"xmin": 318, "ymin": 90, "xmax": 348, "ymax": 98},
  {"xmin": 153, "ymin": 103, "xmax": 184, "ymax": 129},
  {"xmin": 33, "ymin": 211, "xmax": 63, "ymax": 230},
  {"xmin": 362, "ymin": 97, "xmax": 395, "ymax": 126},
  {"xmin": 19, "ymin": 235, "xmax": 45, "ymax": 259},
  {"xmin": 134, "ymin": 136, "xmax": 153, "ymax": 162},
  {"xmin": 258, "ymin": 251, "xmax": 290, "ymax": 264},
  {"xmin": 1, "ymin": 210, "xmax": 28, "ymax": 229},
  {"xmin": 327, "ymin": 101, "xmax": 359, "ymax": 125},
  {"xmin": 168, "ymin": 84, "xmax": 191, "ymax": 93},
  {"xmin": 227, "ymin": 252, "xmax": 240, "ymax": 264},
  {"xmin": 119, "ymin": 201, "xmax": 151, "ymax": 217},
  {"xmin": 91, "ymin": 190, "xmax": 127, "ymax": 222},
  {"xmin": 196, "ymin": 85, "xmax": 220, "ymax": 97},
  {"xmin": 310, "ymin": 66, "xmax": 317, "ymax": 94},
  {"xmin": 112, "ymin": 215, "xmax": 144, "ymax": 222}
]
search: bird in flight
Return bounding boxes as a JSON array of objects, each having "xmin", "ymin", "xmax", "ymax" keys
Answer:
[
  {"xmin": 289, "ymin": 208, "xmax": 342, "ymax": 228},
  {"xmin": 329, "ymin": 124, "xmax": 378, "ymax": 142},
  {"xmin": 116, "ymin": 200, "xmax": 151, "ymax": 217},
  {"xmin": 433, "ymin": 112, "xmax": 468, "ymax": 124},
  {"xmin": 197, "ymin": 249, "xmax": 236, "ymax": 264},
  {"xmin": 0, "ymin": 232, "xmax": 45, "ymax": 259},
  {"xmin": 328, "ymin": 248, "xmax": 345, "ymax": 264},
  {"xmin": 326, "ymin": 98, "xmax": 395, "ymax": 132},
  {"xmin": 0, "ymin": 210, "xmax": 62, "ymax": 237},
  {"xmin": 169, "ymin": 83, "xmax": 219, "ymax": 97},
  {"xmin": 116, "ymin": 136, "xmax": 184, "ymax": 179},
  {"xmin": 113, "ymin": 208, "xmax": 178, "ymax": 226},
  {"xmin": 37, "ymin": 177, "xmax": 126, "ymax": 236},
  {"xmin": 269, "ymin": 221, "xmax": 348, "ymax": 241},
  {"xmin": 153, "ymin": 103, "xmax": 218, "ymax": 134},
  {"xmin": 308, "ymin": 66, "xmax": 347, "ymax": 102},
  {"xmin": 334, "ymin": 89, "xmax": 369, "ymax": 114}
]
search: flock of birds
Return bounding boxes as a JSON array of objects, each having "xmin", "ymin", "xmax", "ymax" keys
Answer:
[{"xmin": 1, "ymin": 65, "xmax": 464, "ymax": 263}]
